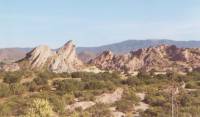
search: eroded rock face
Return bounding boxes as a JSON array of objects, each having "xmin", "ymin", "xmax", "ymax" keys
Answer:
[
  {"xmin": 18, "ymin": 40, "xmax": 83, "ymax": 73},
  {"xmin": 26, "ymin": 45, "xmax": 55, "ymax": 68},
  {"xmin": 50, "ymin": 41, "xmax": 83, "ymax": 73},
  {"xmin": 90, "ymin": 45, "xmax": 200, "ymax": 73}
]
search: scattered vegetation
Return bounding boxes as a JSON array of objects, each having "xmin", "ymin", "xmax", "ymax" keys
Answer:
[
  {"xmin": 0, "ymin": 70, "xmax": 199, "ymax": 116},
  {"xmin": 24, "ymin": 98, "xmax": 53, "ymax": 117}
]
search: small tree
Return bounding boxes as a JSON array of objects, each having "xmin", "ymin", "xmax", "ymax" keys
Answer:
[{"xmin": 25, "ymin": 98, "xmax": 53, "ymax": 117}]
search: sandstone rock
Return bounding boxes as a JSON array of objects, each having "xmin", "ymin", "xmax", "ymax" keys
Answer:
[
  {"xmin": 95, "ymin": 88, "xmax": 123, "ymax": 104},
  {"xmin": 66, "ymin": 101, "xmax": 95, "ymax": 111},
  {"xmin": 111, "ymin": 111, "xmax": 125, "ymax": 117},
  {"xmin": 17, "ymin": 40, "xmax": 83, "ymax": 73},
  {"xmin": 50, "ymin": 40, "xmax": 83, "ymax": 73},
  {"xmin": 26, "ymin": 45, "xmax": 54, "ymax": 68},
  {"xmin": 90, "ymin": 45, "xmax": 200, "ymax": 73}
]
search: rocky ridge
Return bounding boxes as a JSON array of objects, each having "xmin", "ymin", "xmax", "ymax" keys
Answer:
[
  {"xmin": 90, "ymin": 45, "xmax": 200, "ymax": 73},
  {"xmin": 1, "ymin": 40, "xmax": 83, "ymax": 73}
]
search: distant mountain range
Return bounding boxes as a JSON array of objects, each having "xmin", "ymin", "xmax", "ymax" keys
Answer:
[
  {"xmin": 1, "ymin": 39, "xmax": 200, "ymax": 63},
  {"xmin": 77, "ymin": 39, "xmax": 200, "ymax": 54}
]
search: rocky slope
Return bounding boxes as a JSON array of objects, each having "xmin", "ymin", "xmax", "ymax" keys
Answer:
[
  {"xmin": 90, "ymin": 45, "xmax": 200, "ymax": 73},
  {"xmin": 2, "ymin": 40, "xmax": 83, "ymax": 73}
]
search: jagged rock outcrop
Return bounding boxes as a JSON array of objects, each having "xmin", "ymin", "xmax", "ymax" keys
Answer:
[
  {"xmin": 15, "ymin": 40, "xmax": 83, "ymax": 73},
  {"xmin": 50, "ymin": 41, "xmax": 83, "ymax": 73},
  {"xmin": 90, "ymin": 45, "xmax": 200, "ymax": 73},
  {"xmin": 26, "ymin": 45, "xmax": 55, "ymax": 68}
]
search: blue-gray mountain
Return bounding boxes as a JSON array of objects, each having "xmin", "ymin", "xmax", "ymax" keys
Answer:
[{"xmin": 77, "ymin": 39, "xmax": 200, "ymax": 54}]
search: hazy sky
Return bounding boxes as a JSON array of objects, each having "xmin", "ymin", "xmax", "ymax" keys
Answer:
[{"xmin": 1, "ymin": 0, "xmax": 200, "ymax": 48}]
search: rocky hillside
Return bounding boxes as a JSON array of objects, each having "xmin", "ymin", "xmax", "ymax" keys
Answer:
[
  {"xmin": 2, "ymin": 41, "xmax": 83, "ymax": 73},
  {"xmin": 90, "ymin": 45, "xmax": 200, "ymax": 73}
]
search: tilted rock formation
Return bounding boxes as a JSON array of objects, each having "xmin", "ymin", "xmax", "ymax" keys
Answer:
[
  {"xmin": 50, "ymin": 40, "xmax": 83, "ymax": 73},
  {"xmin": 90, "ymin": 45, "xmax": 200, "ymax": 73},
  {"xmin": 25, "ymin": 45, "xmax": 55, "ymax": 68},
  {"xmin": 14, "ymin": 40, "xmax": 83, "ymax": 73}
]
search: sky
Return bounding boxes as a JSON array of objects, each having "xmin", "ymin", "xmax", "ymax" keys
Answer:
[{"xmin": 1, "ymin": 0, "xmax": 200, "ymax": 48}]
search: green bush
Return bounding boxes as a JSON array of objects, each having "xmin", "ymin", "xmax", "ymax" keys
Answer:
[
  {"xmin": 53, "ymin": 79, "xmax": 83, "ymax": 95},
  {"xmin": 87, "ymin": 103, "xmax": 112, "ymax": 117},
  {"xmin": 24, "ymin": 98, "xmax": 53, "ymax": 117},
  {"xmin": 25, "ymin": 81, "xmax": 38, "ymax": 92},
  {"xmin": 37, "ymin": 71, "xmax": 57, "ymax": 79},
  {"xmin": 115, "ymin": 99, "xmax": 134, "ymax": 113},
  {"xmin": 48, "ymin": 94, "xmax": 66, "ymax": 114},
  {"xmin": 10, "ymin": 83, "xmax": 26, "ymax": 95},
  {"xmin": 3, "ymin": 72, "xmax": 22, "ymax": 84},
  {"xmin": 185, "ymin": 81, "xmax": 198, "ymax": 89},
  {"xmin": 71, "ymin": 72, "xmax": 96, "ymax": 78},
  {"xmin": 123, "ymin": 76, "xmax": 143, "ymax": 86},
  {"xmin": 0, "ymin": 83, "xmax": 10, "ymax": 97},
  {"xmin": 0, "ymin": 102, "xmax": 13, "ymax": 116},
  {"xmin": 144, "ymin": 93, "xmax": 168, "ymax": 107},
  {"xmin": 84, "ymin": 80, "xmax": 115, "ymax": 91},
  {"xmin": 33, "ymin": 77, "xmax": 48, "ymax": 85}
]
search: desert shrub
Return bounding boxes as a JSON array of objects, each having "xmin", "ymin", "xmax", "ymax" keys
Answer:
[
  {"xmin": 123, "ymin": 76, "xmax": 143, "ymax": 86},
  {"xmin": 29, "ymin": 91, "xmax": 67, "ymax": 113},
  {"xmin": 63, "ymin": 93, "xmax": 75, "ymax": 104},
  {"xmin": 72, "ymin": 72, "xmax": 121, "ymax": 85},
  {"xmin": 37, "ymin": 70, "xmax": 57, "ymax": 79},
  {"xmin": 3, "ymin": 71, "xmax": 22, "ymax": 84},
  {"xmin": 56, "ymin": 72, "xmax": 71, "ymax": 78},
  {"xmin": 74, "ymin": 91, "xmax": 96, "ymax": 101},
  {"xmin": 71, "ymin": 72, "xmax": 96, "ymax": 78},
  {"xmin": 0, "ymin": 83, "xmax": 10, "ymax": 97},
  {"xmin": 144, "ymin": 92, "xmax": 169, "ymax": 107},
  {"xmin": 33, "ymin": 77, "xmax": 48, "ymax": 85},
  {"xmin": 71, "ymin": 111, "xmax": 90, "ymax": 117},
  {"xmin": 48, "ymin": 94, "xmax": 66, "ymax": 114},
  {"xmin": 179, "ymin": 94, "xmax": 192, "ymax": 106},
  {"xmin": 25, "ymin": 81, "xmax": 38, "ymax": 92},
  {"xmin": 9, "ymin": 83, "xmax": 26, "ymax": 95},
  {"xmin": 114, "ymin": 88, "xmax": 139, "ymax": 113},
  {"xmin": 185, "ymin": 81, "xmax": 199, "ymax": 89},
  {"xmin": 0, "ymin": 96, "xmax": 27, "ymax": 117},
  {"xmin": 87, "ymin": 103, "xmax": 112, "ymax": 117},
  {"xmin": 187, "ymin": 71, "xmax": 200, "ymax": 80},
  {"xmin": 115, "ymin": 99, "xmax": 134, "ymax": 113},
  {"xmin": 24, "ymin": 98, "xmax": 53, "ymax": 117},
  {"xmin": 140, "ymin": 107, "xmax": 170, "ymax": 117},
  {"xmin": 53, "ymin": 79, "xmax": 83, "ymax": 95},
  {"xmin": 123, "ymin": 88, "xmax": 140, "ymax": 104},
  {"xmin": 0, "ymin": 61, "xmax": 5, "ymax": 66},
  {"xmin": 84, "ymin": 80, "xmax": 115, "ymax": 91},
  {"xmin": 0, "ymin": 102, "xmax": 13, "ymax": 116}
]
